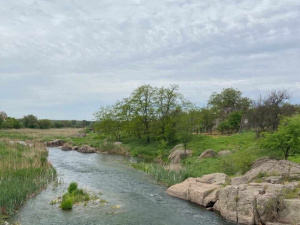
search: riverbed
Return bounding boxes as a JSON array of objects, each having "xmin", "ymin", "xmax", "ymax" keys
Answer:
[{"xmin": 11, "ymin": 148, "xmax": 234, "ymax": 225}]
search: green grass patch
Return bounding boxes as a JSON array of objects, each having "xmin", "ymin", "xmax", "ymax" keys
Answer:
[
  {"xmin": 0, "ymin": 141, "xmax": 56, "ymax": 217},
  {"xmin": 60, "ymin": 182, "xmax": 90, "ymax": 210},
  {"xmin": 131, "ymin": 163, "xmax": 186, "ymax": 186}
]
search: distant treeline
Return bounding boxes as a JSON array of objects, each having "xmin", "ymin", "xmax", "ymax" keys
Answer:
[
  {"xmin": 0, "ymin": 113, "xmax": 91, "ymax": 129},
  {"xmin": 94, "ymin": 85, "xmax": 300, "ymax": 144}
]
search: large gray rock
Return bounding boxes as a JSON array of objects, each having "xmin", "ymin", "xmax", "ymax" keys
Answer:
[
  {"xmin": 198, "ymin": 149, "xmax": 216, "ymax": 159},
  {"xmin": 199, "ymin": 173, "xmax": 230, "ymax": 185},
  {"xmin": 277, "ymin": 199, "xmax": 300, "ymax": 224},
  {"xmin": 166, "ymin": 173, "xmax": 228, "ymax": 207},
  {"xmin": 232, "ymin": 158, "xmax": 300, "ymax": 185},
  {"xmin": 167, "ymin": 178, "xmax": 221, "ymax": 207},
  {"xmin": 78, "ymin": 145, "xmax": 96, "ymax": 153},
  {"xmin": 46, "ymin": 139, "xmax": 65, "ymax": 147},
  {"xmin": 214, "ymin": 182, "xmax": 299, "ymax": 225},
  {"xmin": 61, "ymin": 144, "xmax": 72, "ymax": 151},
  {"xmin": 217, "ymin": 150, "xmax": 231, "ymax": 157},
  {"xmin": 168, "ymin": 144, "xmax": 192, "ymax": 163}
]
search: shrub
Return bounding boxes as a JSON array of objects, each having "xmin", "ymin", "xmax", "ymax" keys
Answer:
[
  {"xmin": 61, "ymin": 197, "xmax": 74, "ymax": 210},
  {"xmin": 68, "ymin": 182, "xmax": 78, "ymax": 193}
]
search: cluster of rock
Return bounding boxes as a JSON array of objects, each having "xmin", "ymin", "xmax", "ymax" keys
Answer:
[
  {"xmin": 60, "ymin": 143, "xmax": 97, "ymax": 153},
  {"xmin": 45, "ymin": 139, "xmax": 66, "ymax": 147},
  {"xmin": 167, "ymin": 158, "xmax": 300, "ymax": 224},
  {"xmin": 46, "ymin": 140, "xmax": 126, "ymax": 155}
]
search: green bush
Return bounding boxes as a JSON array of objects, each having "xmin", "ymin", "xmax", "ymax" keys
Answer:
[
  {"xmin": 61, "ymin": 197, "xmax": 74, "ymax": 210},
  {"xmin": 68, "ymin": 182, "xmax": 78, "ymax": 193},
  {"xmin": 59, "ymin": 182, "xmax": 90, "ymax": 210}
]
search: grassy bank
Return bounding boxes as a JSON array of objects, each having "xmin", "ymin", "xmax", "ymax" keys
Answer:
[
  {"xmin": 2, "ymin": 128, "xmax": 298, "ymax": 188},
  {"xmin": 131, "ymin": 131, "xmax": 298, "ymax": 186},
  {"xmin": 0, "ymin": 141, "xmax": 56, "ymax": 217}
]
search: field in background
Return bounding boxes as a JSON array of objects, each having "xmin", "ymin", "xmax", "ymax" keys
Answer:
[{"xmin": 0, "ymin": 128, "xmax": 83, "ymax": 141}]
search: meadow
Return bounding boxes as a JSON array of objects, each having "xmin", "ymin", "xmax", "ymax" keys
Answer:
[{"xmin": 0, "ymin": 128, "xmax": 82, "ymax": 142}]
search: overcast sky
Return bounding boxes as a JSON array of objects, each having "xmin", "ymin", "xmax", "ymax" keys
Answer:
[{"xmin": 0, "ymin": 0, "xmax": 299, "ymax": 120}]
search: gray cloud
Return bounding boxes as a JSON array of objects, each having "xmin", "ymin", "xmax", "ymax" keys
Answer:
[{"xmin": 0, "ymin": 0, "xmax": 299, "ymax": 120}]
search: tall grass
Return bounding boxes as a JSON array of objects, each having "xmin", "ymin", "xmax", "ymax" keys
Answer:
[
  {"xmin": 131, "ymin": 163, "xmax": 186, "ymax": 186},
  {"xmin": 0, "ymin": 141, "xmax": 56, "ymax": 217},
  {"xmin": 0, "ymin": 128, "xmax": 82, "ymax": 141}
]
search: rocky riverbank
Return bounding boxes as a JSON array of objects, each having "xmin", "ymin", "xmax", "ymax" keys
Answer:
[
  {"xmin": 45, "ymin": 139, "xmax": 128, "ymax": 155},
  {"xmin": 167, "ymin": 158, "xmax": 300, "ymax": 225}
]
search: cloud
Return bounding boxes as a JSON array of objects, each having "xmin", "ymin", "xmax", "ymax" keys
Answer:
[{"xmin": 0, "ymin": 0, "xmax": 299, "ymax": 120}]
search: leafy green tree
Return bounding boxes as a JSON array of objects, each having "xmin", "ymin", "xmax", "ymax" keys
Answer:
[
  {"xmin": 38, "ymin": 119, "xmax": 53, "ymax": 129},
  {"xmin": 154, "ymin": 85, "xmax": 189, "ymax": 141},
  {"xmin": 1, "ymin": 117, "xmax": 23, "ymax": 129},
  {"xmin": 199, "ymin": 108, "xmax": 217, "ymax": 134},
  {"xmin": 177, "ymin": 114, "xmax": 193, "ymax": 154},
  {"xmin": 0, "ymin": 111, "xmax": 7, "ymax": 120},
  {"xmin": 53, "ymin": 121, "xmax": 64, "ymax": 128},
  {"xmin": 22, "ymin": 114, "xmax": 39, "ymax": 128},
  {"xmin": 130, "ymin": 85, "xmax": 156, "ymax": 143},
  {"xmin": 251, "ymin": 90, "xmax": 291, "ymax": 136},
  {"xmin": 0, "ymin": 111, "xmax": 7, "ymax": 127},
  {"xmin": 261, "ymin": 115, "xmax": 300, "ymax": 159},
  {"xmin": 208, "ymin": 88, "xmax": 251, "ymax": 117},
  {"xmin": 94, "ymin": 105, "xmax": 123, "ymax": 141}
]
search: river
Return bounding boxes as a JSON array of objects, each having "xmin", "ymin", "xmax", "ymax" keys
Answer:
[{"xmin": 11, "ymin": 148, "xmax": 235, "ymax": 225}]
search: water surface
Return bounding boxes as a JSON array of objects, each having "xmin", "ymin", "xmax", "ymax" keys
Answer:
[{"xmin": 12, "ymin": 148, "xmax": 234, "ymax": 225}]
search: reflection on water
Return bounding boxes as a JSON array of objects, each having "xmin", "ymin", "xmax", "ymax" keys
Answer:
[{"xmin": 11, "ymin": 148, "xmax": 234, "ymax": 225}]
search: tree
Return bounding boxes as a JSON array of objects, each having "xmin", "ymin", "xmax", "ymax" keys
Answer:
[
  {"xmin": 199, "ymin": 108, "xmax": 217, "ymax": 134},
  {"xmin": 22, "ymin": 115, "xmax": 39, "ymax": 128},
  {"xmin": 0, "ymin": 111, "xmax": 7, "ymax": 120},
  {"xmin": 53, "ymin": 121, "xmax": 64, "ymax": 128},
  {"xmin": 251, "ymin": 90, "xmax": 291, "ymax": 136},
  {"xmin": 218, "ymin": 111, "xmax": 243, "ymax": 134},
  {"xmin": 208, "ymin": 88, "xmax": 251, "ymax": 116},
  {"xmin": 0, "ymin": 111, "xmax": 7, "ymax": 127},
  {"xmin": 38, "ymin": 119, "xmax": 52, "ymax": 129},
  {"xmin": 261, "ymin": 115, "xmax": 300, "ymax": 159},
  {"xmin": 130, "ymin": 85, "xmax": 156, "ymax": 143},
  {"xmin": 94, "ymin": 105, "xmax": 123, "ymax": 141},
  {"xmin": 154, "ymin": 85, "xmax": 189, "ymax": 141},
  {"xmin": 177, "ymin": 114, "xmax": 193, "ymax": 154},
  {"xmin": 1, "ymin": 117, "xmax": 23, "ymax": 129}
]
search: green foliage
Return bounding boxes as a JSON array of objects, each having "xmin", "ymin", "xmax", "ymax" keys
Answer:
[
  {"xmin": 218, "ymin": 111, "xmax": 243, "ymax": 134},
  {"xmin": 208, "ymin": 88, "xmax": 251, "ymax": 114},
  {"xmin": 68, "ymin": 182, "xmax": 78, "ymax": 193},
  {"xmin": 94, "ymin": 84, "xmax": 191, "ymax": 144},
  {"xmin": 60, "ymin": 183, "xmax": 90, "ymax": 210},
  {"xmin": 22, "ymin": 115, "xmax": 39, "ymax": 129},
  {"xmin": 261, "ymin": 115, "xmax": 300, "ymax": 159},
  {"xmin": 177, "ymin": 114, "xmax": 193, "ymax": 151},
  {"xmin": 131, "ymin": 163, "xmax": 186, "ymax": 186},
  {"xmin": 0, "ymin": 141, "xmax": 55, "ymax": 217},
  {"xmin": 0, "ymin": 117, "xmax": 23, "ymax": 129},
  {"xmin": 38, "ymin": 119, "xmax": 52, "ymax": 129},
  {"xmin": 60, "ymin": 197, "xmax": 74, "ymax": 210}
]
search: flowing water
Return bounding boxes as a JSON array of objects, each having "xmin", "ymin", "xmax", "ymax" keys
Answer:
[{"xmin": 11, "ymin": 148, "xmax": 235, "ymax": 225}]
